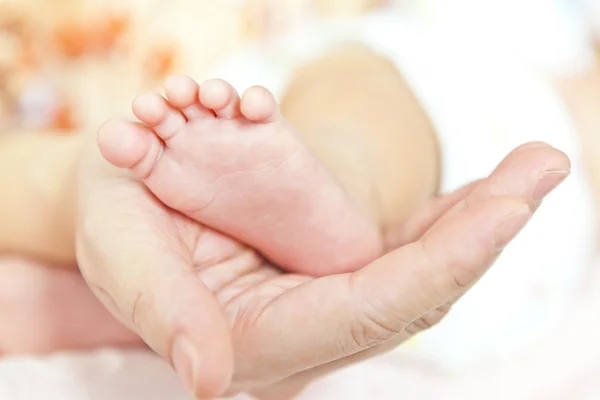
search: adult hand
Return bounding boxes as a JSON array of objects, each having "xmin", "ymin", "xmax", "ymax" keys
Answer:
[{"xmin": 76, "ymin": 140, "xmax": 569, "ymax": 399}]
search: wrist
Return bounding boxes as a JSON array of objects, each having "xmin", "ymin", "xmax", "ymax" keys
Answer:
[
  {"xmin": 32, "ymin": 132, "xmax": 86, "ymax": 265},
  {"xmin": 53, "ymin": 132, "xmax": 87, "ymax": 264},
  {"xmin": 0, "ymin": 131, "xmax": 85, "ymax": 264}
]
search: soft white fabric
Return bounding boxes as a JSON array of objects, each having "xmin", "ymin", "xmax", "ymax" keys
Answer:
[
  {"xmin": 581, "ymin": 0, "xmax": 600, "ymax": 38},
  {"xmin": 398, "ymin": 0, "xmax": 598, "ymax": 77}
]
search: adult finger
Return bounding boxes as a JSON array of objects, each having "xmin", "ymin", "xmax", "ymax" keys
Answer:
[
  {"xmin": 239, "ymin": 196, "xmax": 530, "ymax": 385},
  {"xmin": 384, "ymin": 141, "xmax": 570, "ymax": 249},
  {"xmin": 383, "ymin": 180, "xmax": 480, "ymax": 250},
  {"xmin": 76, "ymin": 177, "xmax": 233, "ymax": 399},
  {"xmin": 459, "ymin": 142, "xmax": 570, "ymax": 210}
]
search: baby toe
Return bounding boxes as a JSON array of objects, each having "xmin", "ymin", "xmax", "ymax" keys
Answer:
[
  {"xmin": 199, "ymin": 79, "xmax": 241, "ymax": 119},
  {"xmin": 164, "ymin": 75, "xmax": 214, "ymax": 120},
  {"xmin": 132, "ymin": 93, "xmax": 186, "ymax": 141}
]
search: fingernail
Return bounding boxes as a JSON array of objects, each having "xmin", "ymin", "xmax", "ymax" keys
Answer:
[
  {"xmin": 171, "ymin": 334, "xmax": 198, "ymax": 396},
  {"xmin": 494, "ymin": 206, "xmax": 532, "ymax": 250},
  {"xmin": 533, "ymin": 170, "xmax": 570, "ymax": 204},
  {"xmin": 518, "ymin": 141, "xmax": 552, "ymax": 152}
]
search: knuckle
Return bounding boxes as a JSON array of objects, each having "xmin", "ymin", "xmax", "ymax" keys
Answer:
[
  {"xmin": 419, "ymin": 238, "xmax": 474, "ymax": 294},
  {"xmin": 88, "ymin": 282, "xmax": 135, "ymax": 331},
  {"xmin": 130, "ymin": 290, "xmax": 153, "ymax": 337},
  {"xmin": 405, "ymin": 305, "xmax": 451, "ymax": 336},
  {"xmin": 349, "ymin": 296, "xmax": 408, "ymax": 350}
]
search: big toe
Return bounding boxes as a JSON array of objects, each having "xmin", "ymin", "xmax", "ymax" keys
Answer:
[{"xmin": 98, "ymin": 119, "xmax": 164, "ymax": 178}]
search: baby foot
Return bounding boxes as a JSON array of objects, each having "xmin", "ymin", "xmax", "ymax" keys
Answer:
[{"xmin": 98, "ymin": 75, "xmax": 382, "ymax": 276}]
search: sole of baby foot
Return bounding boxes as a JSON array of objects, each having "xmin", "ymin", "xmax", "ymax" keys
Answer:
[{"xmin": 98, "ymin": 75, "xmax": 382, "ymax": 276}]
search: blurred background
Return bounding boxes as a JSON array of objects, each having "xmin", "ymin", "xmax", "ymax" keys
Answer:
[
  {"xmin": 2, "ymin": 0, "xmax": 600, "ymax": 198},
  {"xmin": 0, "ymin": 0, "xmax": 597, "ymax": 128}
]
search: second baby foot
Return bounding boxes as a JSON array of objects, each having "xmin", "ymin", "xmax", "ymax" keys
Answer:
[{"xmin": 98, "ymin": 75, "xmax": 382, "ymax": 276}]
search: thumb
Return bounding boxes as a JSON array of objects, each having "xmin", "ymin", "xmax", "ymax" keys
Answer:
[{"xmin": 76, "ymin": 197, "xmax": 233, "ymax": 399}]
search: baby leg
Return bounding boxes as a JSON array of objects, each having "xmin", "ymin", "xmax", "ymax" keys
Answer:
[
  {"xmin": 281, "ymin": 44, "xmax": 441, "ymax": 229},
  {"xmin": 98, "ymin": 77, "xmax": 382, "ymax": 276}
]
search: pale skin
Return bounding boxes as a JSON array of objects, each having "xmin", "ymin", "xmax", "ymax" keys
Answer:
[
  {"xmin": 97, "ymin": 77, "xmax": 383, "ymax": 276},
  {"xmin": 0, "ymin": 47, "xmax": 571, "ymax": 398},
  {"xmin": 0, "ymin": 131, "xmax": 80, "ymax": 264}
]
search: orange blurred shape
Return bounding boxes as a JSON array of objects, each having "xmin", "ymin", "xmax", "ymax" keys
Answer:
[
  {"xmin": 107, "ymin": 14, "xmax": 130, "ymax": 38},
  {"xmin": 51, "ymin": 103, "xmax": 77, "ymax": 132},
  {"xmin": 147, "ymin": 46, "xmax": 176, "ymax": 81},
  {"xmin": 96, "ymin": 13, "xmax": 130, "ymax": 52},
  {"xmin": 54, "ymin": 22, "xmax": 90, "ymax": 58},
  {"xmin": 19, "ymin": 42, "xmax": 38, "ymax": 69},
  {"xmin": 54, "ymin": 13, "xmax": 130, "ymax": 58}
]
